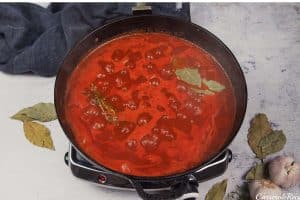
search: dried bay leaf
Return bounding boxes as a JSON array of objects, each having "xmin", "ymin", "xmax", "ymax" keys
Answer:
[
  {"xmin": 205, "ymin": 179, "xmax": 228, "ymax": 200},
  {"xmin": 171, "ymin": 57, "xmax": 188, "ymax": 69},
  {"xmin": 245, "ymin": 163, "xmax": 267, "ymax": 180},
  {"xmin": 175, "ymin": 67, "xmax": 201, "ymax": 87},
  {"xmin": 226, "ymin": 184, "xmax": 250, "ymax": 200},
  {"xmin": 11, "ymin": 108, "xmax": 34, "ymax": 122},
  {"xmin": 203, "ymin": 79, "xmax": 225, "ymax": 92},
  {"xmin": 191, "ymin": 88, "xmax": 215, "ymax": 95},
  {"xmin": 247, "ymin": 113, "xmax": 272, "ymax": 159},
  {"xmin": 11, "ymin": 103, "xmax": 57, "ymax": 122},
  {"xmin": 23, "ymin": 121, "xmax": 55, "ymax": 150},
  {"xmin": 24, "ymin": 103, "xmax": 57, "ymax": 122},
  {"xmin": 258, "ymin": 130, "xmax": 286, "ymax": 158}
]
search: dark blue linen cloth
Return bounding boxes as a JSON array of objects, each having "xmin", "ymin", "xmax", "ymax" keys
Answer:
[{"xmin": 0, "ymin": 3, "xmax": 190, "ymax": 76}]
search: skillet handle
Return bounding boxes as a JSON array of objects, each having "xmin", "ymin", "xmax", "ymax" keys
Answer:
[
  {"xmin": 130, "ymin": 175, "xmax": 199, "ymax": 200},
  {"xmin": 132, "ymin": 3, "xmax": 152, "ymax": 15}
]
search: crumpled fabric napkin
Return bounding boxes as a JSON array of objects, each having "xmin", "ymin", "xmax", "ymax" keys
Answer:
[{"xmin": 0, "ymin": 3, "xmax": 190, "ymax": 76}]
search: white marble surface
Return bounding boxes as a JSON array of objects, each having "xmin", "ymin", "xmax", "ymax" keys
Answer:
[{"xmin": 0, "ymin": 3, "xmax": 299, "ymax": 200}]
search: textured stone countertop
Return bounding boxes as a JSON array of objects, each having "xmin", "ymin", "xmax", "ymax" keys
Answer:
[
  {"xmin": 0, "ymin": 3, "xmax": 299, "ymax": 200},
  {"xmin": 190, "ymin": 3, "xmax": 300, "ymax": 197}
]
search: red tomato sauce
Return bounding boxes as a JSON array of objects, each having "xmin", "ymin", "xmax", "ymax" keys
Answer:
[{"xmin": 65, "ymin": 33, "xmax": 236, "ymax": 177}]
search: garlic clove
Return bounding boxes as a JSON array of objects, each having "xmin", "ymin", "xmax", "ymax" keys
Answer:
[
  {"xmin": 269, "ymin": 155, "xmax": 300, "ymax": 188},
  {"xmin": 249, "ymin": 179, "xmax": 282, "ymax": 200}
]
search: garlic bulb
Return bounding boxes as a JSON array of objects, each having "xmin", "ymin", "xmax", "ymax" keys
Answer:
[
  {"xmin": 269, "ymin": 155, "xmax": 300, "ymax": 188},
  {"xmin": 249, "ymin": 179, "xmax": 282, "ymax": 200}
]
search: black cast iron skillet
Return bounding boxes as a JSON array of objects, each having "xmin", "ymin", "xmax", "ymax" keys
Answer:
[{"xmin": 54, "ymin": 14, "xmax": 247, "ymax": 200}]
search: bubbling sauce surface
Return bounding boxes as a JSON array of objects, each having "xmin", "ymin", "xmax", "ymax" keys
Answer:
[{"xmin": 65, "ymin": 33, "xmax": 236, "ymax": 177}]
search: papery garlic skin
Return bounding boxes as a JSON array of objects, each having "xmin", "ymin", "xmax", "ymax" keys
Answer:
[
  {"xmin": 269, "ymin": 156, "xmax": 300, "ymax": 188},
  {"xmin": 249, "ymin": 179, "xmax": 282, "ymax": 200}
]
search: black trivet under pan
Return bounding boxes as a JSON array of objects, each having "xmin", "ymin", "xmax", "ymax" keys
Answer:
[{"xmin": 64, "ymin": 145, "xmax": 232, "ymax": 191}]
